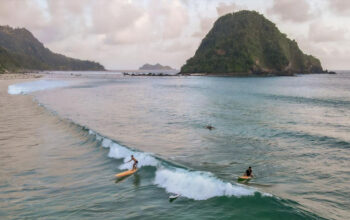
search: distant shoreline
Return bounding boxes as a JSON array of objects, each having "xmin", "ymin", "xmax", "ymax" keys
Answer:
[
  {"xmin": 0, "ymin": 73, "xmax": 43, "ymax": 80},
  {"xmin": 177, "ymin": 71, "xmax": 337, "ymax": 77}
]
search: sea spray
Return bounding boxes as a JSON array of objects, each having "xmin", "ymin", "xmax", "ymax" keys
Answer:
[
  {"xmin": 97, "ymin": 134, "xmax": 160, "ymax": 170},
  {"xmin": 108, "ymin": 142, "xmax": 159, "ymax": 169}
]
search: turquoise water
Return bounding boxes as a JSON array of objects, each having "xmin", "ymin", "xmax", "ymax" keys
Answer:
[{"xmin": 2, "ymin": 72, "xmax": 350, "ymax": 219}]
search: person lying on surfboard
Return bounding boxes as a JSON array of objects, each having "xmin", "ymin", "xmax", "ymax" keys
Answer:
[
  {"xmin": 127, "ymin": 155, "xmax": 138, "ymax": 170},
  {"xmin": 244, "ymin": 166, "xmax": 254, "ymax": 177}
]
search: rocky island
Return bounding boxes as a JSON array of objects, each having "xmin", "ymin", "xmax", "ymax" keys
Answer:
[
  {"xmin": 181, "ymin": 10, "xmax": 324, "ymax": 76},
  {"xmin": 139, "ymin": 63, "xmax": 174, "ymax": 71},
  {"xmin": 0, "ymin": 25, "xmax": 104, "ymax": 73}
]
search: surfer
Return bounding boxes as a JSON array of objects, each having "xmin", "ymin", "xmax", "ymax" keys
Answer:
[
  {"xmin": 244, "ymin": 166, "xmax": 254, "ymax": 177},
  {"xmin": 127, "ymin": 155, "xmax": 138, "ymax": 170}
]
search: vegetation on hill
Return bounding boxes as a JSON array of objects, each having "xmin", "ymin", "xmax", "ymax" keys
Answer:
[
  {"xmin": 0, "ymin": 25, "xmax": 104, "ymax": 73},
  {"xmin": 181, "ymin": 11, "xmax": 323, "ymax": 75}
]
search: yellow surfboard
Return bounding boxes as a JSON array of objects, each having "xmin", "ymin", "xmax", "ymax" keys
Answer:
[
  {"xmin": 237, "ymin": 176, "xmax": 251, "ymax": 182},
  {"xmin": 115, "ymin": 169, "xmax": 137, "ymax": 178}
]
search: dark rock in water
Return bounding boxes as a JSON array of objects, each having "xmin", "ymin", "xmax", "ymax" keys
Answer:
[
  {"xmin": 123, "ymin": 72, "xmax": 172, "ymax": 77},
  {"xmin": 181, "ymin": 10, "xmax": 323, "ymax": 76},
  {"xmin": 206, "ymin": 125, "xmax": 215, "ymax": 130},
  {"xmin": 328, "ymin": 71, "xmax": 336, "ymax": 74}
]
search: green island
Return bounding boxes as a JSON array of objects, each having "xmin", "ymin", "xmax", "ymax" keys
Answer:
[
  {"xmin": 139, "ymin": 63, "xmax": 174, "ymax": 71},
  {"xmin": 181, "ymin": 10, "xmax": 324, "ymax": 76},
  {"xmin": 0, "ymin": 25, "xmax": 104, "ymax": 73}
]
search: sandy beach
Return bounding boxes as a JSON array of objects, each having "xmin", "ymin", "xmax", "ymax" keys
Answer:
[{"xmin": 0, "ymin": 73, "xmax": 43, "ymax": 81}]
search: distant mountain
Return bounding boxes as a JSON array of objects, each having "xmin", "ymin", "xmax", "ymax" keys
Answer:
[
  {"xmin": 139, "ymin": 63, "xmax": 174, "ymax": 70},
  {"xmin": 181, "ymin": 10, "xmax": 323, "ymax": 76},
  {"xmin": 0, "ymin": 25, "xmax": 104, "ymax": 73}
]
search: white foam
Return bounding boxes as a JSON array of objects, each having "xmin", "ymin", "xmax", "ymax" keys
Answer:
[
  {"xmin": 102, "ymin": 138, "xmax": 112, "ymax": 148},
  {"xmin": 87, "ymin": 129, "xmax": 261, "ymax": 200},
  {"xmin": 89, "ymin": 130, "xmax": 159, "ymax": 170},
  {"xmin": 262, "ymin": 192, "xmax": 273, "ymax": 197},
  {"xmin": 8, "ymin": 80, "xmax": 69, "ymax": 95},
  {"xmin": 154, "ymin": 168, "xmax": 256, "ymax": 200},
  {"xmin": 95, "ymin": 134, "xmax": 103, "ymax": 141},
  {"xmin": 108, "ymin": 142, "xmax": 159, "ymax": 169},
  {"xmin": 108, "ymin": 142, "xmax": 133, "ymax": 159}
]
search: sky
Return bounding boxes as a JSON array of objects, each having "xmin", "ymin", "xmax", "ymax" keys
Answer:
[{"xmin": 0, "ymin": 0, "xmax": 349, "ymax": 70}]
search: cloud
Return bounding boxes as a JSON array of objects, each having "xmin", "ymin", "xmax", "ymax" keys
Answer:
[
  {"xmin": 41, "ymin": 0, "xmax": 191, "ymax": 68},
  {"xmin": 192, "ymin": 2, "xmax": 240, "ymax": 38},
  {"xmin": 328, "ymin": 0, "xmax": 350, "ymax": 15},
  {"xmin": 192, "ymin": 17, "xmax": 215, "ymax": 38},
  {"xmin": 90, "ymin": 0, "xmax": 144, "ymax": 35},
  {"xmin": 161, "ymin": 0, "xmax": 189, "ymax": 39},
  {"xmin": 40, "ymin": 0, "xmax": 91, "ymax": 43},
  {"xmin": 90, "ymin": 0, "xmax": 189, "ymax": 45},
  {"xmin": 148, "ymin": 0, "xmax": 189, "ymax": 40},
  {"xmin": 1, "ymin": 0, "xmax": 350, "ymax": 70},
  {"xmin": 308, "ymin": 21, "xmax": 348, "ymax": 42},
  {"xmin": 267, "ymin": 0, "xmax": 314, "ymax": 23},
  {"xmin": 296, "ymin": 34, "xmax": 350, "ymax": 70},
  {"xmin": 159, "ymin": 40, "xmax": 195, "ymax": 53},
  {"xmin": 216, "ymin": 2, "xmax": 238, "ymax": 16},
  {"xmin": 102, "ymin": 13, "xmax": 155, "ymax": 45},
  {"xmin": 0, "ymin": 0, "xmax": 47, "ymax": 29}
]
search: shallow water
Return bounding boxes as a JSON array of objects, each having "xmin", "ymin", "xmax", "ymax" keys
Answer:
[{"xmin": 2, "ymin": 72, "xmax": 350, "ymax": 219}]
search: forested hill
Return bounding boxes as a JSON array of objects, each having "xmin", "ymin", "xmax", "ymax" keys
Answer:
[
  {"xmin": 181, "ymin": 10, "xmax": 323, "ymax": 75},
  {"xmin": 0, "ymin": 25, "xmax": 104, "ymax": 73}
]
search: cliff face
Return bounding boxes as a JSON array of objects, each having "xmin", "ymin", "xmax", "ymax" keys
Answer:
[
  {"xmin": 181, "ymin": 11, "xmax": 323, "ymax": 75},
  {"xmin": 0, "ymin": 25, "xmax": 104, "ymax": 73}
]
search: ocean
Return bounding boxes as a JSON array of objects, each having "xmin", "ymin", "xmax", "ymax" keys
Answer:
[{"xmin": 1, "ymin": 71, "xmax": 349, "ymax": 219}]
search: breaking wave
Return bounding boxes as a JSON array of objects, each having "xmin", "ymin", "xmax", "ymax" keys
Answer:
[
  {"xmin": 87, "ymin": 129, "xmax": 260, "ymax": 200},
  {"xmin": 154, "ymin": 168, "xmax": 256, "ymax": 200}
]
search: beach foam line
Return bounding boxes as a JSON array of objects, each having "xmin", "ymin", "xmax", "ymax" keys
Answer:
[
  {"xmin": 8, "ymin": 80, "xmax": 70, "ymax": 95},
  {"xmin": 87, "ymin": 129, "xmax": 258, "ymax": 200}
]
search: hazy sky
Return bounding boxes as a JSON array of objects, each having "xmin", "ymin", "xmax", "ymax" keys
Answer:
[{"xmin": 0, "ymin": 0, "xmax": 349, "ymax": 70}]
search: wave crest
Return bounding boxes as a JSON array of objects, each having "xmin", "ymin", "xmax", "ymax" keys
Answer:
[
  {"xmin": 88, "ymin": 129, "xmax": 260, "ymax": 200},
  {"xmin": 154, "ymin": 168, "xmax": 256, "ymax": 200}
]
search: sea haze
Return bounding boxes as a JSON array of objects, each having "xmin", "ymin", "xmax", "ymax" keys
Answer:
[{"xmin": 2, "ymin": 72, "xmax": 350, "ymax": 219}]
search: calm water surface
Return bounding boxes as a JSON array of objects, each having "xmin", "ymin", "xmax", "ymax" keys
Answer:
[{"xmin": 1, "ymin": 72, "xmax": 350, "ymax": 219}]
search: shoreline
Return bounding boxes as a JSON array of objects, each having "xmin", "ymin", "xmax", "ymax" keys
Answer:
[
  {"xmin": 0, "ymin": 73, "xmax": 44, "ymax": 96},
  {"xmin": 178, "ymin": 71, "xmax": 337, "ymax": 77},
  {"xmin": 0, "ymin": 73, "xmax": 43, "ymax": 80}
]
